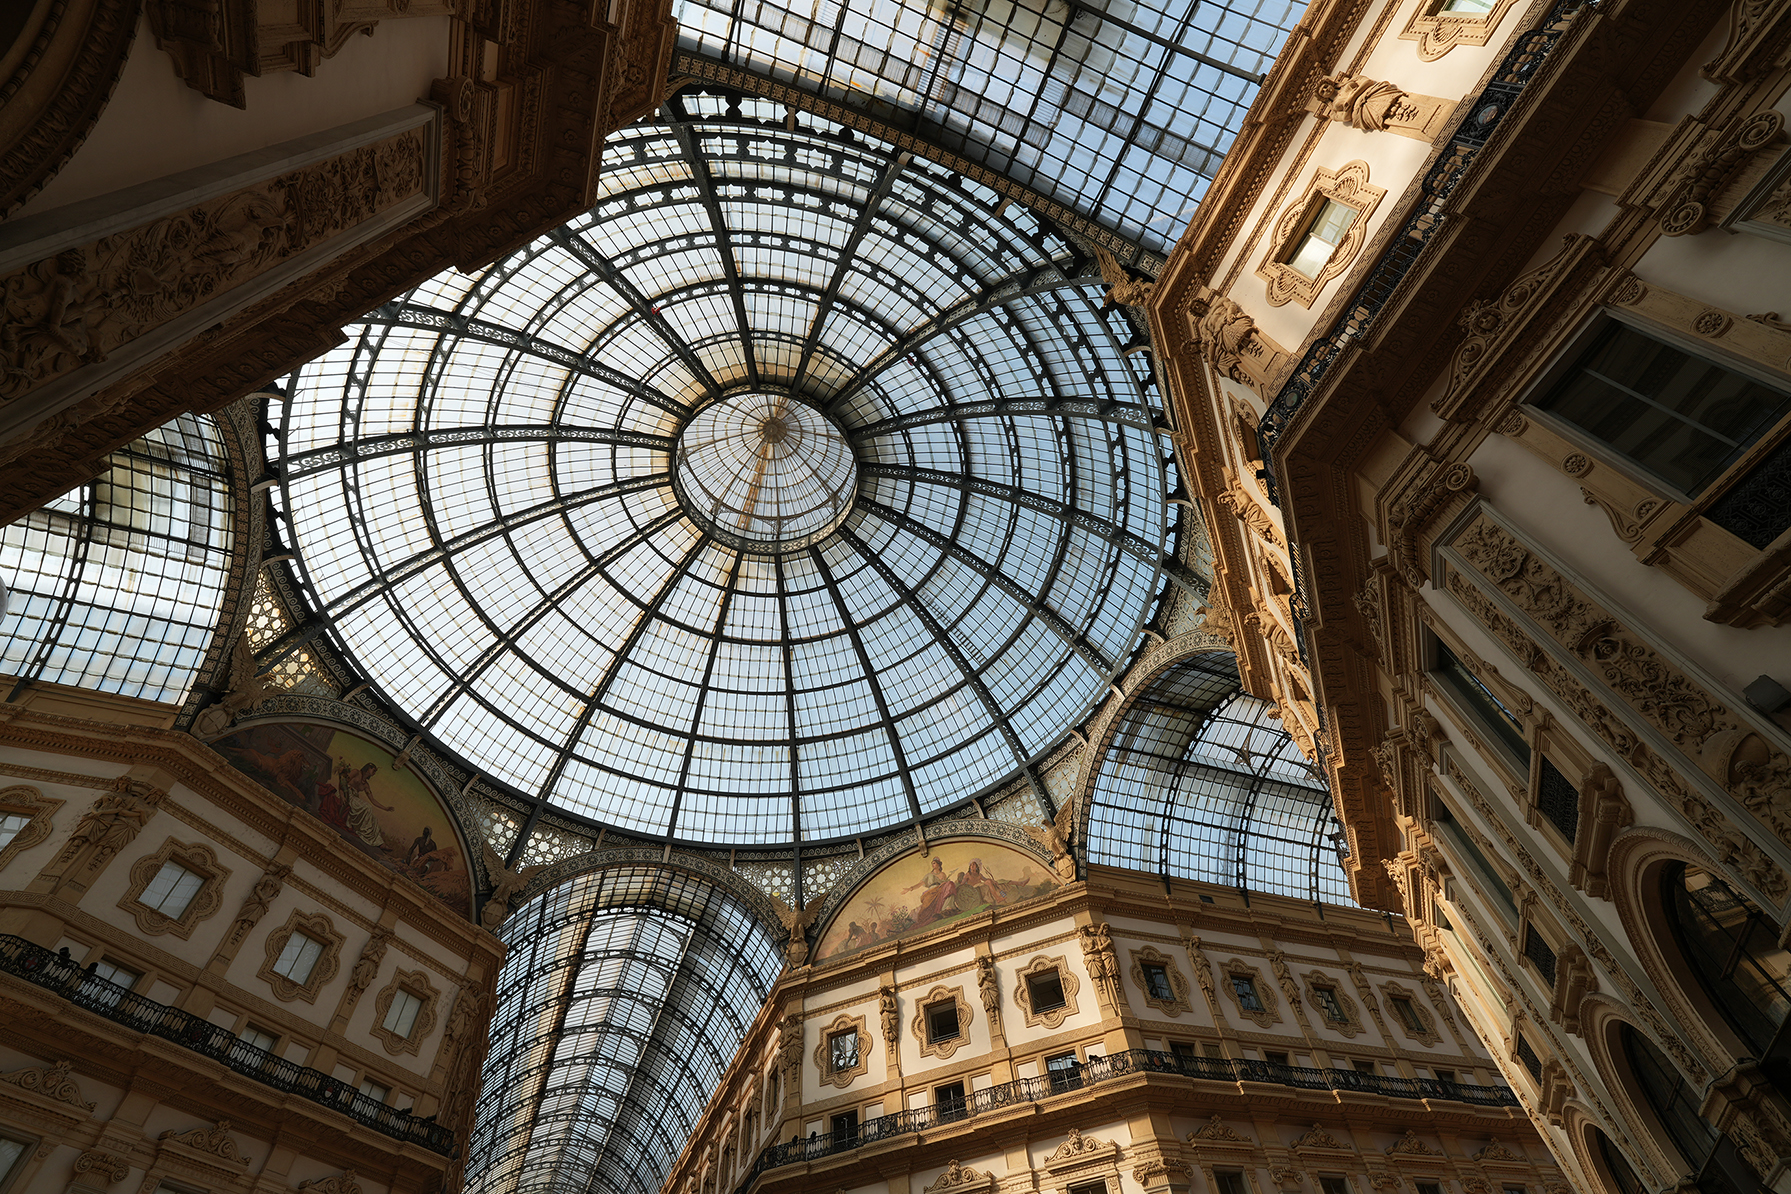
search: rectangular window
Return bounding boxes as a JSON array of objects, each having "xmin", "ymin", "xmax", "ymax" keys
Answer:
[
  {"xmin": 935, "ymin": 1081, "xmax": 966, "ymax": 1119},
  {"xmin": 236, "ymin": 1026, "xmax": 278, "ymax": 1055},
  {"xmin": 1418, "ymin": 1184, "xmax": 1444, "ymax": 1194},
  {"xmin": 139, "ymin": 860, "xmax": 205, "ymax": 918},
  {"xmin": 1287, "ymin": 199, "xmax": 1353, "ymax": 277},
  {"xmin": 1352, "ymin": 1059, "xmax": 1378, "ymax": 1074},
  {"xmin": 1201, "ymin": 1042, "xmax": 1225, "ymax": 1059},
  {"xmin": 0, "ymin": 812, "xmax": 30, "ymax": 851},
  {"xmin": 1537, "ymin": 320, "xmax": 1791, "ymax": 501},
  {"xmin": 829, "ymin": 1029, "xmax": 859, "ymax": 1072},
  {"xmin": 89, "ymin": 959, "xmax": 141, "ymax": 1009},
  {"xmin": 1515, "ymin": 1034, "xmax": 1543, "ymax": 1080},
  {"xmin": 1046, "ymin": 1051, "xmax": 1082, "ymax": 1092},
  {"xmin": 1170, "ymin": 1041, "xmax": 1198, "ymax": 1065},
  {"xmin": 1523, "ymin": 927, "xmax": 1559, "ymax": 988},
  {"xmin": 383, "ymin": 989, "xmax": 424, "ymax": 1038},
  {"xmin": 1321, "ymin": 1178, "xmax": 1352, "ymax": 1194},
  {"xmin": 1433, "ymin": 1068, "xmax": 1456, "ymax": 1084},
  {"xmin": 1232, "ymin": 976, "xmax": 1265, "ymax": 1012},
  {"xmin": 1441, "ymin": 0, "xmax": 1494, "ymax": 9},
  {"xmin": 1505, "ymin": 1187, "xmax": 1527, "ymax": 1194},
  {"xmin": 359, "ymin": 1078, "xmax": 389, "ymax": 1103},
  {"xmin": 1264, "ymin": 1050, "xmax": 1290, "ymax": 1066},
  {"xmin": 1026, "ymin": 969, "xmax": 1066, "ymax": 1012},
  {"xmin": 830, "ymin": 1110, "xmax": 859, "ymax": 1144},
  {"xmin": 1069, "ymin": 1183, "xmax": 1108, "ymax": 1194},
  {"xmin": 1536, "ymin": 757, "xmax": 1581, "ymax": 844},
  {"xmin": 1313, "ymin": 985, "xmax": 1348, "ymax": 1023},
  {"xmin": 1391, "ymin": 996, "xmax": 1426, "ymax": 1033},
  {"xmin": 1432, "ymin": 797, "xmax": 1518, "ymax": 920},
  {"xmin": 1142, "ymin": 962, "xmax": 1175, "ymax": 1001},
  {"xmin": 1216, "ymin": 1172, "xmax": 1250, "ymax": 1194},
  {"xmin": 926, "ymin": 1002, "xmax": 960, "ymax": 1043},
  {"xmin": 1432, "ymin": 641, "xmax": 1531, "ymax": 770},
  {"xmin": 273, "ymin": 933, "xmax": 325, "ymax": 984},
  {"xmin": 0, "ymin": 1135, "xmax": 29, "ymax": 1192}
]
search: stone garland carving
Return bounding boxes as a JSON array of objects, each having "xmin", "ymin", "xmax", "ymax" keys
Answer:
[
  {"xmin": 223, "ymin": 863, "xmax": 289, "ymax": 949},
  {"xmin": 0, "ymin": 129, "xmax": 429, "ymax": 409},
  {"xmin": 1047, "ymin": 1126, "xmax": 1117, "ymax": 1162},
  {"xmin": 912, "ymin": 986, "xmax": 975, "ymax": 1061},
  {"xmin": 371, "ymin": 968, "xmax": 440, "ymax": 1056},
  {"xmin": 120, "ymin": 838, "xmax": 230, "ymax": 938},
  {"xmin": 257, "ymin": 909, "xmax": 344, "ymax": 1003},
  {"xmin": 1258, "ymin": 160, "xmax": 1389, "ymax": 308},
  {"xmin": 926, "ymin": 1161, "xmax": 992, "ymax": 1192},
  {"xmin": 1221, "ymin": 958, "xmax": 1282, "ymax": 1028},
  {"xmin": 158, "ymin": 1121, "xmax": 248, "ymax": 1162},
  {"xmin": 813, "ymin": 1012, "xmax": 870, "ymax": 1088},
  {"xmin": 0, "ymin": 1058, "xmax": 95, "ymax": 1109},
  {"xmin": 0, "ymin": 785, "xmax": 62, "ymax": 876},
  {"xmin": 296, "ymin": 1172, "xmax": 363, "ymax": 1194},
  {"xmin": 1439, "ymin": 754, "xmax": 1713, "ymax": 1085},
  {"xmin": 1657, "ymin": 111, "xmax": 1786, "ymax": 236},
  {"xmin": 73, "ymin": 1149, "xmax": 132, "ymax": 1182},
  {"xmin": 879, "ymin": 985, "xmax": 899, "ymax": 1056},
  {"xmin": 1448, "ymin": 515, "xmax": 1791, "ymax": 885},
  {"xmin": 1130, "ymin": 946, "xmax": 1195, "ymax": 1016},
  {"xmin": 1012, "ymin": 954, "xmax": 1081, "ymax": 1030},
  {"xmin": 1193, "ymin": 1115, "xmax": 1254, "ymax": 1143},
  {"xmin": 1303, "ymin": 971, "xmax": 1363, "ymax": 1036},
  {"xmin": 1385, "ymin": 1131, "xmax": 1438, "ymax": 1156}
]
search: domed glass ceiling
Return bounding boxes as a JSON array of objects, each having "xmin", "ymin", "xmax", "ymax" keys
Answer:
[{"xmin": 267, "ymin": 105, "xmax": 1195, "ymax": 847}]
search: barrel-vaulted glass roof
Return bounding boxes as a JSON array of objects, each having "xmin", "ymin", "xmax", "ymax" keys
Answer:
[
  {"xmin": 266, "ymin": 108, "xmax": 1195, "ymax": 847},
  {"xmin": 672, "ymin": 0, "xmax": 1306, "ymax": 256},
  {"xmin": 1087, "ymin": 651, "xmax": 1352, "ymax": 903}
]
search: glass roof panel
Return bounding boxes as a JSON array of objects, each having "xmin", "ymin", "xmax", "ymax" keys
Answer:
[
  {"xmin": 268, "ymin": 114, "xmax": 1178, "ymax": 847},
  {"xmin": 1086, "ymin": 652, "xmax": 1353, "ymax": 903},
  {"xmin": 672, "ymin": 0, "xmax": 1307, "ymax": 257}
]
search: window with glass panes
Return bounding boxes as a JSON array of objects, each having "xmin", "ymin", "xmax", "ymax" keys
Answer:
[
  {"xmin": 829, "ymin": 1029, "xmax": 859, "ymax": 1071},
  {"xmin": 1286, "ymin": 200, "xmax": 1354, "ymax": 277},
  {"xmin": 273, "ymin": 932, "xmax": 326, "ymax": 983},
  {"xmin": 1027, "ymin": 969, "xmax": 1066, "ymax": 1012},
  {"xmin": 1313, "ymin": 984, "xmax": 1348, "ymax": 1022},
  {"xmin": 1232, "ymin": 975, "xmax": 1265, "ymax": 1011},
  {"xmin": 1390, "ymin": 995, "xmax": 1426, "ymax": 1033},
  {"xmin": 383, "ymin": 988, "xmax": 425, "ymax": 1038},
  {"xmin": 1142, "ymin": 961, "xmax": 1175, "ymax": 1001},
  {"xmin": 926, "ymin": 1002, "xmax": 960, "ymax": 1042},
  {"xmin": 139, "ymin": 860, "xmax": 205, "ymax": 918}
]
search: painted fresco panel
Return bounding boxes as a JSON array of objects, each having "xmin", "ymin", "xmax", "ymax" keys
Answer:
[
  {"xmin": 816, "ymin": 841, "xmax": 1058, "ymax": 963},
  {"xmin": 212, "ymin": 720, "xmax": 472, "ymax": 916}
]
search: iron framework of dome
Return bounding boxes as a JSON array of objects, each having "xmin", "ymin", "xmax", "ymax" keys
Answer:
[{"xmin": 262, "ymin": 105, "xmax": 1202, "ymax": 848}]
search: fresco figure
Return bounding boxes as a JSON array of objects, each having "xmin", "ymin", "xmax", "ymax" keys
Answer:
[
  {"xmin": 958, "ymin": 859, "xmax": 1007, "ymax": 909},
  {"xmin": 816, "ymin": 842, "xmax": 1060, "ymax": 962},
  {"xmin": 338, "ymin": 760, "xmax": 393, "ymax": 849},
  {"xmin": 905, "ymin": 857, "xmax": 958, "ymax": 928}
]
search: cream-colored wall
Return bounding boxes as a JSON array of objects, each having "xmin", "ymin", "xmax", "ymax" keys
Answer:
[{"xmin": 12, "ymin": 13, "xmax": 453, "ymax": 222}]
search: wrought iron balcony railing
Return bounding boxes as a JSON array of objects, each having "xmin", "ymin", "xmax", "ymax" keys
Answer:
[
  {"xmin": 0, "ymin": 935, "xmax": 455, "ymax": 1156},
  {"xmin": 736, "ymin": 1047, "xmax": 1518, "ymax": 1190}
]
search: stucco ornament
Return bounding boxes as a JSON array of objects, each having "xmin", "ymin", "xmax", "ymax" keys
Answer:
[
  {"xmin": 0, "ymin": 1059, "xmax": 94, "ymax": 1109},
  {"xmin": 925, "ymin": 1161, "xmax": 992, "ymax": 1192}
]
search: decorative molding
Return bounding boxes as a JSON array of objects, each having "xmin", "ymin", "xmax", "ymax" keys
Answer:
[
  {"xmin": 0, "ymin": 784, "xmax": 62, "ymax": 873},
  {"xmin": 1303, "ymin": 971, "xmax": 1363, "ymax": 1036},
  {"xmin": 1192, "ymin": 1115, "xmax": 1254, "ymax": 1144},
  {"xmin": 1307, "ymin": 74, "xmax": 1452, "ymax": 140},
  {"xmin": 1045, "ymin": 1126, "xmax": 1118, "ymax": 1166},
  {"xmin": 1136, "ymin": 1159, "xmax": 1196, "ymax": 1185},
  {"xmin": 0, "ymin": 1058, "xmax": 95, "ymax": 1109},
  {"xmin": 73, "ymin": 1149, "xmax": 132, "ymax": 1183},
  {"xmin": 1293, "ymin": 1123, "xmax": 1350, "ymax": 1151},
  {"xmin": 1474, "ymin": 1139, "xmax": 1524, "ymax": 1162},
  {"xmin": 1655, "ymin": 111, "xmax": 1785, "ymax": 236},
  {"xmin": 813, "ymin": 1012, "xmax": 870, "ymax": 1089},
  {"xmin": 912, "ymin": 985, "xmax": 974, "ymax": 1061},
  {"xmin": 1220, "ymin": 958, "xmax": 1282, "ymax": 1027},
  {"xmin": 296, "ymin": 1172, "xmax": 363, "ymax": 1194},
  {"xmin": 370, "ymin": 967, "xmax": 440, "ymax": 1056},
  {"xmin": 1257, "ymin": 160, "xmax": 1388, "ymax": 308},
  {"xmin": 1380, "ymin": 981, "xmax": 1442, "ymax": 1046},
  {"xmin": 1129, "ymin": 945, "xmax": 1195, "ymax": 1016},
  {"xmin": 157, "ymin": 1120, "xmax": 249, "ymax": 1163},
  {"xmin": 1012, "ymin": 954, "xmax": 1081, "ymax": 1030},
  {"xmin": 119, "ymin": 837, "xmax": 231, "ymax": 938},
  {"xmin": 925, "ymin": 1161, "xmax": 993, "ymax": 1192},
  {"xmin": 1385, "ymin": 1131, "xmax": 1438, "ymax": 1156},
  {"xmin": 1398, "ymin": 0, "xmax": 1523, "ymax": 60},
  {"xmin": 257, "ymin": 908, "xmax": 344, "ymax": 1003}
]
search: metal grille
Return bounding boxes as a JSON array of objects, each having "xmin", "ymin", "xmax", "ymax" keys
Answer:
[
  {"xmin": 1536, "ymin": 756, "xmax": 1579, "ymax": 844},
  {"xmin": 1515, "ymin": 1034, "xmax": 1543, "ymax": 1080},
  {"xmin": 1523, "ymin": 927, "xmax": 1558, "ymax": 988},
  {"xmin": 1707, "ymin": 432, "xmax": 1791, "ymax": 549}
]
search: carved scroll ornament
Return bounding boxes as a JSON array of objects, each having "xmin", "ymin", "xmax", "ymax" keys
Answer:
[{"xmin": 0, "ymin": 1058, "xmax": 95, "ymax": 1109}]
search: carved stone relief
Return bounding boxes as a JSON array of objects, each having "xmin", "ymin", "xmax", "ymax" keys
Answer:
[
  {"xmin": 1398, "ymin": 0, "xmax": 1523, "ymax": 60},
  {"xmin": 370, "ymin": 967, "xmax": 441, "ymax": 1056},
  {"xmin": 0, "ymin": 784, "xmax": 63, "ymax": 873},
  {"xmin": 1129, "ymin": 945, "xmax": 1195, "ymax": 1016},
  {"xmin": 0, "ymin": 1058, "xmax": 95, "ymax": 1109},
  {"xmin": 257, "ymin": 908, "xmax": 344, "ymax": 1003},
  {"xmin": 1257, "ymin": 161, "xmax": 1387, "ymax": 308},
  {"xmin": 813, "ymin": 1012, "xmax": 871, "ymax": 1088},
  {"xmin": 119, "ymin": 837, "xmax": 230, "ymax": 938},
  {"xmin": 1307, "ymin": 74, "xmax": 1453, "ymax": 140},
  {"xmin": 1187, "ymin": 290, "xmax": 1291, "ymax": 396}
]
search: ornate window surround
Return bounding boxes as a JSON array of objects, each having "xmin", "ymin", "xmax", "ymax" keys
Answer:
[
  {"xmin": 119, "ymin": 837, "xmax": 231, "ymax": 939},
  {"xmin": 913, "ymin": 985, "xmax": 975, "ymax": 1061},
  {"xmin": 1398, "ymin": 0, "xmax": 1523, "ymax": 60},
  {"xmin": 1221, "ymin": 959, "xmax": 1282, "ymax": 1028},
  {"xmin": 1303, "ymin": 972, "xmax": 1364, "ymax": 1037},
  {"xmin": 1256, "ymin": 161, "xmax": 1386, "ymax": 308},
  {"xmin": 813, "ymin": 1013, "xmax": 871, "ymax": 1088},
  {"xmin": 1013, "ymin": 954, "xmax": 1081, "ymax": 1031},
  {"xmin": 257, "ymin": 909, "xmax": 344, "ymax": 1003},
  {"xmin": 0, "ymin": 785, "xmax": 63, "ymax": 874},
  {"xmin": 370, "ymin": 968, "xmax": 441, "ymax": 1056},
  {"xmin": 1129, "ymin": 946, "xmax": 1195, "ymax": 1017},
  {"xmin": 1381, "ymin": 982, "xmax": 1443, "ymax": 1046}
]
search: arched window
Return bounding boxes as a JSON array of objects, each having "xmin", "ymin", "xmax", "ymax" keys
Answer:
[
  {"xmin": 1664, "ymin": 862, "xmax": 1791, "ymax": 1055},
  {"xmin": 1621, "ymin": 1024, "xmax": 1715, "ymax": 1173},
  {"xmin": 1595, "ymin": 1128, "xmax": 1648, "ymax": 1194},
  {"xmin": 1, "ymin": 412, "xmax": 233, "ymax": 703}
]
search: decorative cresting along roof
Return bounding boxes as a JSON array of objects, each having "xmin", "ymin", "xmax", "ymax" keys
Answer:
[
  {"xmin": 468, "ymin": 866, "xmax": 782, "ymax": 1194},
  {"xmin": 1086, "ymin": 651, "xmax": 1352, "ymax": 902},
  {"xmin": 267, "ymin": 110, "xmax": 1184, "ymax": 848},
  {"xmin": 672, "ymin": 0, "xmax": 1307, "ymax": 258}
]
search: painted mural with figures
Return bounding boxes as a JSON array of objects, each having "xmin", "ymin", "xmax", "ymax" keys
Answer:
[
  {"xmin": 815, "ymin": 840, "xmax": 1059, "ymax": 963},
  {"xmin": 212, "ymin": 721, "xmax": 472, "ymax": 916}
]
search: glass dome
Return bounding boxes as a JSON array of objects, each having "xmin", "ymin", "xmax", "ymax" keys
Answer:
[{"xmin": 267, "ymin": 108, "xmax": 1184, "ymax": 847}]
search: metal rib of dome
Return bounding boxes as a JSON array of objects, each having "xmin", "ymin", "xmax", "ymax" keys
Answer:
[{"xmin": 268, "ymin": 108, "xmax": 1181, "ymax": 846}]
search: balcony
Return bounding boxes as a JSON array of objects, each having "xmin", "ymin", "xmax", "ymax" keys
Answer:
[
  {"xmin": 738, "ymin": 1049, "xmax": 1517, "ymax": 1191},
  {"xmin": 0, "ymin": 935, "xmax": 454, "ymax": 1155}
]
